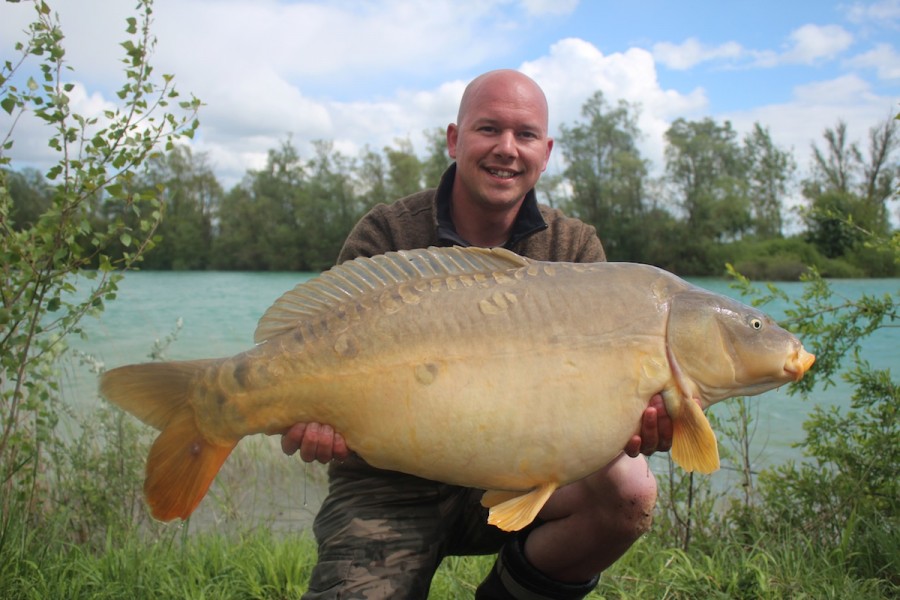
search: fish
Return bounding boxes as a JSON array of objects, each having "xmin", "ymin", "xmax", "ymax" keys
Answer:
[{"xmin": 99, "ymin": 246, "xmax": 815, "ymax": 531}]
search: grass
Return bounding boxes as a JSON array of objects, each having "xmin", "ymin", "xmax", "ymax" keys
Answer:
[{"xmin": 2, "ymin": 507, "xmax": 897, "ymax": 599}]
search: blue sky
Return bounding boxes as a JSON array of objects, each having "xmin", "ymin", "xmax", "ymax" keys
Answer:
[{"xmin": 2, "ymin": 0, "xmax": 899, "ymax": 218}]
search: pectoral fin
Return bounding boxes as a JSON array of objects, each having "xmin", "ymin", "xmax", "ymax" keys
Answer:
[
  {"xmin": 482, "ymin": 483, "xmax": 558, "ymax": 532},
  {"xmin": 670, "ymin": 397, "xmax": 719, "ymax": 474}
]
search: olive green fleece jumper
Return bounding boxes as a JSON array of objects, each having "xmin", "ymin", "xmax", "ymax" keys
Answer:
[{"xmin": 337, "ymin": 163, "xmax": 606, "ymax": 265}]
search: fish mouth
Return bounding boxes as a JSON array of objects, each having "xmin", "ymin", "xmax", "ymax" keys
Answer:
[{"xmin": 785, "ymin": 347, "xmax": 816, "ymax": 381}]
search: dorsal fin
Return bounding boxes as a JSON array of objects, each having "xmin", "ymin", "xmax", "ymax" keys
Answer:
[{"xmin": 253, "ymin": 246, "xmax": 532, "ymax": 343}]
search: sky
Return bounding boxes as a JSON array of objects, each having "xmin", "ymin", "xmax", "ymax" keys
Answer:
[{"xmin": 2, "ymin": 0, "xmax": 899, "ymax": 217}]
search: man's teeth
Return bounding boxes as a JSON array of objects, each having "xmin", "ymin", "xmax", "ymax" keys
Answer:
[{"xmin": 489, "ymin": 169, "xmax": 515, "ymax": 178}]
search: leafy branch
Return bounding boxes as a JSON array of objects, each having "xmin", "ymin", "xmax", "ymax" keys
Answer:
[{"xmin": 0, "ymin": 0, "xmax": 200, "ymax": 515}]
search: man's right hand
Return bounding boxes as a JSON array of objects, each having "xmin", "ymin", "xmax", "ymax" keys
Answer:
[{"xmin": 281, "ymin": 422, "xmax": 350, "ymax": 464}]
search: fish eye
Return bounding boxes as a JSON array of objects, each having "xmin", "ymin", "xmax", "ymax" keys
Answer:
[{"xmin": 750, "ymin": 318, "xmax": 763, "ymax": 330}]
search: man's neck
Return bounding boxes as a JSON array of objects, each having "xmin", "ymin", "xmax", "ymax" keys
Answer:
[{"xmin": 450, "ymin": 197, "xmax": 521, "ymax": 248}]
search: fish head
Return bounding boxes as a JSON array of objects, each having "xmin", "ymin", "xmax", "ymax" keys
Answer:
[{"xmin": 667, "ymin": 289, "xmax": 815, "ymax": 407}]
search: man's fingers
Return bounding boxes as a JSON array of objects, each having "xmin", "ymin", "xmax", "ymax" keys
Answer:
[
  {"xmin": 281, "ymin": 422, "xmax": 307, "ymax": 456},
  {"xmin": 652, "ymin": 394, "xmax": 674, "ymax": 452},
  {"xmin": 624, "ymin": 435, "xmax": 642, "ymax": 458},
  {"xmin": 639, "ymin": 407, "xmax": 659, "ymax": 455},
  {"xmin": 316, "ymin": 425, "xmax": 336, "ymax": 462},
  {"xmin": 332, "ymin": 432, "xmax": 350, "ymax": 460}
]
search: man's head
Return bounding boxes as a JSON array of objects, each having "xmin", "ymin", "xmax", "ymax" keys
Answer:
[{"xmin": 447, "ymin": 70, "xmax": 553, "ymax": 216}]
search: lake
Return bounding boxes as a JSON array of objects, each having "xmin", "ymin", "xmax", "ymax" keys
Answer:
[{"xmin": 62, "ymin": 271, "xmax": 899, "ymax": 474}]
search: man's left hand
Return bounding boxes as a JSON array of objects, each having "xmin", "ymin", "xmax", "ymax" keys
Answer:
[{"xmin": 624, "ymin": 394, "xmax": 673, "ymax": 457}]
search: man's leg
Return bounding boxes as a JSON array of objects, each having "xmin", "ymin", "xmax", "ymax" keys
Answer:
[
  {"xmin": 476, "ymin": 453, "xmax": 657, "ymax": 599},
  {"xmin": 302, "ymin": 458, "xmax": 450, "ymax": 600}
]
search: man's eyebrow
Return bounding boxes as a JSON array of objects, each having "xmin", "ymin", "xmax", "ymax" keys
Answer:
[{"xmin": 470, "ymin": 117, "xmax": 544, "ymax": 132}]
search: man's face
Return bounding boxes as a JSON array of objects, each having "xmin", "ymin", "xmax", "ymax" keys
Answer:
[{"xmin": 447, "ymin": 75, "xmax": 553, "ymax": 213}]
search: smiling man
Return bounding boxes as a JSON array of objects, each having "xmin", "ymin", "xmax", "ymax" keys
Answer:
[
  {"xmin": 282, "ymin": 69, "xmax": 674, "ymax": 600},
  {"xmin": 446, "ymin": 70, "xmax": 554, "ymax": 247}
]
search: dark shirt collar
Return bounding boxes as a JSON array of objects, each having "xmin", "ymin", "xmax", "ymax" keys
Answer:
[{"xmin": 434, "ymin": 163, "xmax": 548, "ymax": 248}]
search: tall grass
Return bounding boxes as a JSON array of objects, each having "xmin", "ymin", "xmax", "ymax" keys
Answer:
[{"xmin": 3, "ymin": 502, "xmax": 896, "ymax": 599}]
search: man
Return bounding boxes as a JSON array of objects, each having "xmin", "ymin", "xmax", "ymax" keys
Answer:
[{"xmin": 281, "ymin": 69, "xmax": 674, "ymax": 599}]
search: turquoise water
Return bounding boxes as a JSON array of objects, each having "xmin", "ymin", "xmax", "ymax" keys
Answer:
[{"xmin": 62, "ymin": 271, "xmax": 899, "ymax": 470}]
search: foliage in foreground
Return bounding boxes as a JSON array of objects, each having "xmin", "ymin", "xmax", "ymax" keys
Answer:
[{"xmin": 0, "ymin": 511, "xmax": 896, "ymax": 599}]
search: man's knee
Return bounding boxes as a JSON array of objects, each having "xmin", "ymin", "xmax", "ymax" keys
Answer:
[{"xmin": 585, "ymin": 454, "xmax": 657, "ymax": 539}]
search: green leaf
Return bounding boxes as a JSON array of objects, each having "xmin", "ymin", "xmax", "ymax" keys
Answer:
[
  {"xmin": 1, "ymin": 96, "xmax": 16, "ymax": 115},
  {"xmin": 120, "ymin": 233, "xmax": 132, "ymax": 247}
]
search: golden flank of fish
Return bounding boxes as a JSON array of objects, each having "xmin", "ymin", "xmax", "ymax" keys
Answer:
[{"xmin": 100, "ymin": 247, "xmax": 814, "ymax": 531}]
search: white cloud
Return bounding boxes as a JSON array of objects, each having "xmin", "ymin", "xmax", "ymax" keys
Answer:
[
  {"xmin": 653, "ymin": 24, "xmax": 854, "ymax": 72},
  {"xmin": 521, "ymin": 38, "xmax": 707, "ymax": 174},
  {"xmin": 845, "ymin": 42, "xmax": 900, "ymax": 79},
  {"xmin": 652, "ymin": 38, "xmax": 745, "ymax": 70},
  {"xmin": 844, "ymin": 0, "xmax": 900, "ymax": 26},
  {"xmin": 780, "ymin": 24, "xmax": 854, "ymax": 64},
  {"xmin": 519, "ymin": 0, "xmax": 580, "ymax": 16},
  {"xmin": 723, "ymin": 74, "xmax": 895, "ymax": 180}
]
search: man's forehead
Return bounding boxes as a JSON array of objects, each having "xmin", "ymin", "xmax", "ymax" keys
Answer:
[
  {"xmin": 461, "ymin": 92, "xmax": 548, "ymax": 130},
  {"xmin": 466, "ymin": 111, "xmax": 546, "ymax": 132}
]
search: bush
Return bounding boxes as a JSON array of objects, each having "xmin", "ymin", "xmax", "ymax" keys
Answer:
[{"xmin": 1, "ymin": 0, "xmax": 198, "ymax": 539}]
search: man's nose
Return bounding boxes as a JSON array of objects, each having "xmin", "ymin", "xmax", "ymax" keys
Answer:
[{"xmin": 493, "ymin": 130, "xmax": 517, "ymax": 158}]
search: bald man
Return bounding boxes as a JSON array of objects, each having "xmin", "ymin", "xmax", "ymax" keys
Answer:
[{"xmin": 282, "ymin": 70, "xmax": 673, "ymax": 600}]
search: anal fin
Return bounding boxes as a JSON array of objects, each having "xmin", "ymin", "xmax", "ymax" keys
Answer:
[{"xmin": 482, "ymin": 483, "xmax": 558, "ymax": 532}]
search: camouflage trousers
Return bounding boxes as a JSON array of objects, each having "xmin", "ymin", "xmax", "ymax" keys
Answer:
[{"xmin": 301, "ymin": 456, "xmax": 516, "ymax": 599}]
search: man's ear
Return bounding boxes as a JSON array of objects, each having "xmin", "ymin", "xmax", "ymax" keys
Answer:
[
  {"xmin": 446, "ymin": 123, "xmax": 459, "ymax": 159},
  {"xmin": 541, "ymin": 137, "xmax": 553, "ymax": 172}
]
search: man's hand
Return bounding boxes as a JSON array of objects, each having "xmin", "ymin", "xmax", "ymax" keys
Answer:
[
  {"xmin": 281, "ymin": 422, "xmax": 350, "ymax": 464},
  {"xmin": 624, "ymin": 394, "xmax": 673, "ymax": 457}
]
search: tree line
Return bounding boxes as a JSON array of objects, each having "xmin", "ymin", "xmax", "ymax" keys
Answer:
[{"xmin": 6, "ymin": 93, "xmax": 899, "ymax": 277}]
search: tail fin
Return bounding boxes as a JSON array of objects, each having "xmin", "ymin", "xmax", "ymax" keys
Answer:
[{"xmin": 99, "ymin": 361, "xmax": 237, "ymax": 521}]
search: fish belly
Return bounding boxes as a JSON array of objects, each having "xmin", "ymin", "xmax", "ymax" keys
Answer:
[{"xmin": 206, "ymin": 267, "xmax": 674, "ymax": 492}]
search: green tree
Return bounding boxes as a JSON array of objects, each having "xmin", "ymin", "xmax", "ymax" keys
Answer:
[
  {"xmin": 663, "ymin": 118, "xmax": 751, "ymax": 273},
  {"xmin": 4, "ymin": 167, "xmax": 53, "ymax": 229},
  {"xmin": 213, "ymin": 140, "xmax": 305, "ymax": 270},
  {"xmin": 802, "ymin": 118, "xmax": 899, "ymax": 263},
  {"xmin": 421, "ymin": 126, "xmax": 452, "ymax": 188},
  {"xmin": 300, "ymin": 140, "xmax": 360, "ymax": 269},
  {"xmin": 556, "ymin": 91, "xmax": 649, "ymax": 260},
  {"xmin": 664, "ymin": 117, "xmax": 751, "ymax": 243},
  {"xmin": 137, "ymin": 145, "xmax": 221, "ymax": 270},
  {"xmin": 213, "ymin": 139, "xmax": 363, "ymax": 270},
  {"xmin": 743, "ymin": 123, "xmax": 795, "ymax": 238},
  {"xmin": 356, "ymin": 145, "xmax": 389, "ymax": 209},
  {"xmin": 384, "ymin": 137, "xmax": 423, "ymax": 200},
  {"xmin": 0, "ymin": 0, "xmax": 199, "ymax": 527}
]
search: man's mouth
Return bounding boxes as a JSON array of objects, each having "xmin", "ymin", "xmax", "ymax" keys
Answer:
[{"xmin": 486, "ymin": 168, "xmax": 517, "ymax": 179}]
